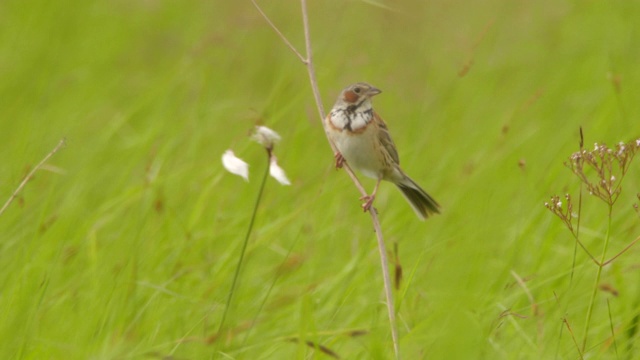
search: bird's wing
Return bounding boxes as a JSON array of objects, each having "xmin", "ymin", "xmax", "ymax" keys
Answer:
[{"xmin": 374, "ymin": 112, "xmax": 400, "ymax": 165}]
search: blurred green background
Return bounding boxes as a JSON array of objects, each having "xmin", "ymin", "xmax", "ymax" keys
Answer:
[{"xmin": 2, "ymin": 0, "xmax": 640, "ymax": 358}]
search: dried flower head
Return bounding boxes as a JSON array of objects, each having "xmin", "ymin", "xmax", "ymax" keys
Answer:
[
  {"xmin": 224, "ymin": 126, "xmax": 291, "ymax": 185},
  {"xmin": 546, "ymin": 133, "xmax": 640, "ymax": 270},
  {"xmin": 565, "ymin": 138, "xmax": 640, "ymax": 206},
  {"xmin": 252, "ymin": 126, "xmax": 281, "ymax": 151},
  {"xmin": 545, "ymin": 194, "xmax": 576, "ymax": 234}
]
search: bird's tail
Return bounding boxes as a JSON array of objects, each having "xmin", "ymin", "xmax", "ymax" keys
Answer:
[{"xmin": 395, "ymin": 175, "xmax": 440, "ymax": 220}]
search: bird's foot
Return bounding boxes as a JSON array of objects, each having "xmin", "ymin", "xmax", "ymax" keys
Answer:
[
  {"xmin": 334, "ymin": 152, "xmax": 345, "ymax": 169},
  {"xmin": 360, "ymin": 194, "xmax": 375, "ymax": 212}
]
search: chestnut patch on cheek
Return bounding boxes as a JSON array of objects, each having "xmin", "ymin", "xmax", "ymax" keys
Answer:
[{"xmin": 343, "ymin": 90, "xmax": 359, "ymax": 103}]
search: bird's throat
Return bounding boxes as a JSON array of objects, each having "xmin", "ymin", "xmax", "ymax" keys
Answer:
[{"xmin": 330, "ymin": 107, "xmax": 373, "ymax": 132}]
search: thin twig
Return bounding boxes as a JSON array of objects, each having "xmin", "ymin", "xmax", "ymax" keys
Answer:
[
  {"xmin": 252, "ymin": 0, "xmax": 368, "ymax": 196},
  {"xmin": 250, "ymin": 0, "xmax": 307, "ymax": 63},
  {"xmin": 299, "ymin": 0, "xmax": 368, "ymax": 197},
  {"xmin": 553, "ymin": 292, "xmax": 584, "ymax": 360},
  {"xmin": 300, "ymin": 0, "xmax": 324, "ymax": 120},
  {"xmin": 300, "ymin": 0, "xmax": 398, "ymax": 355},
  {"xmin": 372, "ymin": 207, "xmax": 399, "ymax": 358},
  {"xmin": 251, "ymin": 0, "xmax": 399, "ymax": 357},
  {"xmin": 0, "ymin": 138, "xmax": 66, "ymax": 217},
  {"xmin": 603, "ymin": 235, "xmax": 640, "ymax": 266},
  {"xmin": 299, "ymin": 0, "xmax": 368, "ymax": 196},
  {"xmin": 563, "ymin": 317, "xmax": 585, "ymax": 360},
  {"xmin": 570, "ymin": 232, "xmax": 600, "ymax": 266}
]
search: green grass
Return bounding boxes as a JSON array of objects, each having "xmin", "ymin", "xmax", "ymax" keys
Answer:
[{"xmin": 2, "ymin": 0, "xmax": 640, "ymax": 358}]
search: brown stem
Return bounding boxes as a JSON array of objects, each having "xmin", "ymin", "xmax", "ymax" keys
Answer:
[{"xmin": 251, "ymin": 1, "xmax": 398, "ymax": 357}]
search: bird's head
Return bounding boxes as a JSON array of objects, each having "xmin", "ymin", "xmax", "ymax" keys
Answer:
[{"xmin": 335, "ymin": 82, "xmax": 381, "ymax": 112}]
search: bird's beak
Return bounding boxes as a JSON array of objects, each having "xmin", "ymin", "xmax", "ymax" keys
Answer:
[{"xmin": 367, "ymin": 87, "xmax": 382, "ymax": 97}]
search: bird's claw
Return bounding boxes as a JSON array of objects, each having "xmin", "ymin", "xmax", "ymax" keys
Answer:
[
  {"xmin": 360, "ymin": 194, "xmax": 375, "ymax": 212},
  {"xmin": 334, "ymin": 152, "xmax": 345, "ymax": 169}
]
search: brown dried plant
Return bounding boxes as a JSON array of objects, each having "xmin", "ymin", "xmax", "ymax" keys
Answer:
[
  {"xmin": 566, "ymin": 140, "xmax": 639, "ymax": 206},
  {"xmin": 545, "ymin": 130, "xmax": 640, "ymax": 354},
  {"xmin": 545, "ymin": 137, "xmax": 640, "ymax": 266}
]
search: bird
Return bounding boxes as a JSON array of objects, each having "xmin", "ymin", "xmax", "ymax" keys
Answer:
[{"xmin": 325, "ymin": 82, "xmax": 440, "ymax": 220}]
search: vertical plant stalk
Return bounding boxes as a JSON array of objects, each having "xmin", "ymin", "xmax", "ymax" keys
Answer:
[
  {"xmin": 217, "ymin": 153, "xmax": 270, "ymax": 341},
  {"xmin": 569, "ymin": 187, "xmax": 582, "ymax": 284},
  {"xmin": 250, "ymin": 0, "xmax": 400, "ymax": 357},
  {"xmin": 0, "ymin": 138, "xmax": 66, "ymax": 217},
  {"xmin": 581, "ymin": 206, "xmax": 613, "ymax": 352},
  {"xmin": 547, "ymin": 135, "xmax": 640, "ymax": 356},
  {"xmin": 373, "ymin": 209, "xmax": 399, "ymax": 357},
  {"xmin": 570, "ymin": 129, "xmax": 585, "ymax": 284}
]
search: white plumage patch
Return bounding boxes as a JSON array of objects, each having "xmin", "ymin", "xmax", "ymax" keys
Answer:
[{"xmin": 329, "ymin": 107, "xmax": 373, "ymax": 131}]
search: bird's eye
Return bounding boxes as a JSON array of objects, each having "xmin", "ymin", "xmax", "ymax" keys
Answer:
[{"xmin": 353, "ymin": 87, "xmax": 361, "ymax": 94}]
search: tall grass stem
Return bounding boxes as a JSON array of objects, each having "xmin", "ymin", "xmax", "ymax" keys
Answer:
[
  {"xmin": 581, "ymin": 206, "xmax": 613, "ymax": 352},
  {"xmin": 217, "ymin": 152, "xmax": 270, "ymax": 350}
]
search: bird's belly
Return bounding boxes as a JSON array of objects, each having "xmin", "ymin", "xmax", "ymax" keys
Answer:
[{"xmin": 332, "ymin": 129, "xmax": 383, "ymax": 180}]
